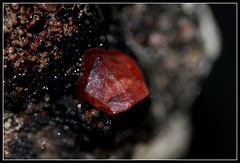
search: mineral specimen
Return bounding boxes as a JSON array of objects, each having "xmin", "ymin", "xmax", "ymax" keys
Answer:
[
  {"xmin": 75, "ymin": 48, "xmax": 149, "ymax": 115},
  {"xmin": 3, "ymin": 3, "xmax": 222, "ymax": 159}
]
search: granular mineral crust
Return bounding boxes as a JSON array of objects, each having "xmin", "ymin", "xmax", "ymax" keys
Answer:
[
  {"xmin": 3, "ymin": 3, "xmax": 221, "ymax": 159},
  {"xmin": 4, "ymin": 3, "xmax": 105, "ymax": 112}
]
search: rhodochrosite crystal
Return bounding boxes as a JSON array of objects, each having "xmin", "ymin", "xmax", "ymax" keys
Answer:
[{"xmin": 75, "ymin": 48, "xmax": 149, "ymax": 115}]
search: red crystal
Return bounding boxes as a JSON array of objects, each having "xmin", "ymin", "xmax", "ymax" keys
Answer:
[{"xmin": 75, "ymin": 48, "xmax": 149, "ymax": 115}]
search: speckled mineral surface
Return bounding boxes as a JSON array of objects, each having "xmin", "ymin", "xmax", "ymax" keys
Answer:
[{"xmin": 4, "ymin": 3, "xmax": 221, "ymax": 159}]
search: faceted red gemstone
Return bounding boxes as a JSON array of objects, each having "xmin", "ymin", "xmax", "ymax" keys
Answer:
[{"xmin": 75, "ymin": 48, "xmax": 149, "ymax": 115}]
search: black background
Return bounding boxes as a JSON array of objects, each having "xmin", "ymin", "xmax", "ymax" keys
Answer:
[{"xmin": 185, "ymin": 4, "xmax": 237, "ymax": 159}]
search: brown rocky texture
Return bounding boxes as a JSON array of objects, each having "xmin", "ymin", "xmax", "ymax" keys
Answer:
[
  {"xmin": 3, "ymin": 4, "xmax": 221, "ymax": 159},
  {"xmin": 4, "ymin": 4, "xmax": 105, "ymax": 112}
]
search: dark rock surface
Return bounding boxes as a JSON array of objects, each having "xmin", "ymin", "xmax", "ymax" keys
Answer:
[{"xmin": 3, "ymin": 3, "xmax": 222, "ymax": 159}]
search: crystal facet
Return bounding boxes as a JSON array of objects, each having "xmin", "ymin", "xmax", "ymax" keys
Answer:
[{"xmin": 75, "ymin": 48, "xmax": 149, "ymax": 115}]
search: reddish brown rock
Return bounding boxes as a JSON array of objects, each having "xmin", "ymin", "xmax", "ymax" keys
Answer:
[
  {"xmin": 75, "ymin": 48, "xmax": 149, "ymax": 115},
  {"xmin": 38, "ymin": 3, "xmax": 57, "ymax": 11}
]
